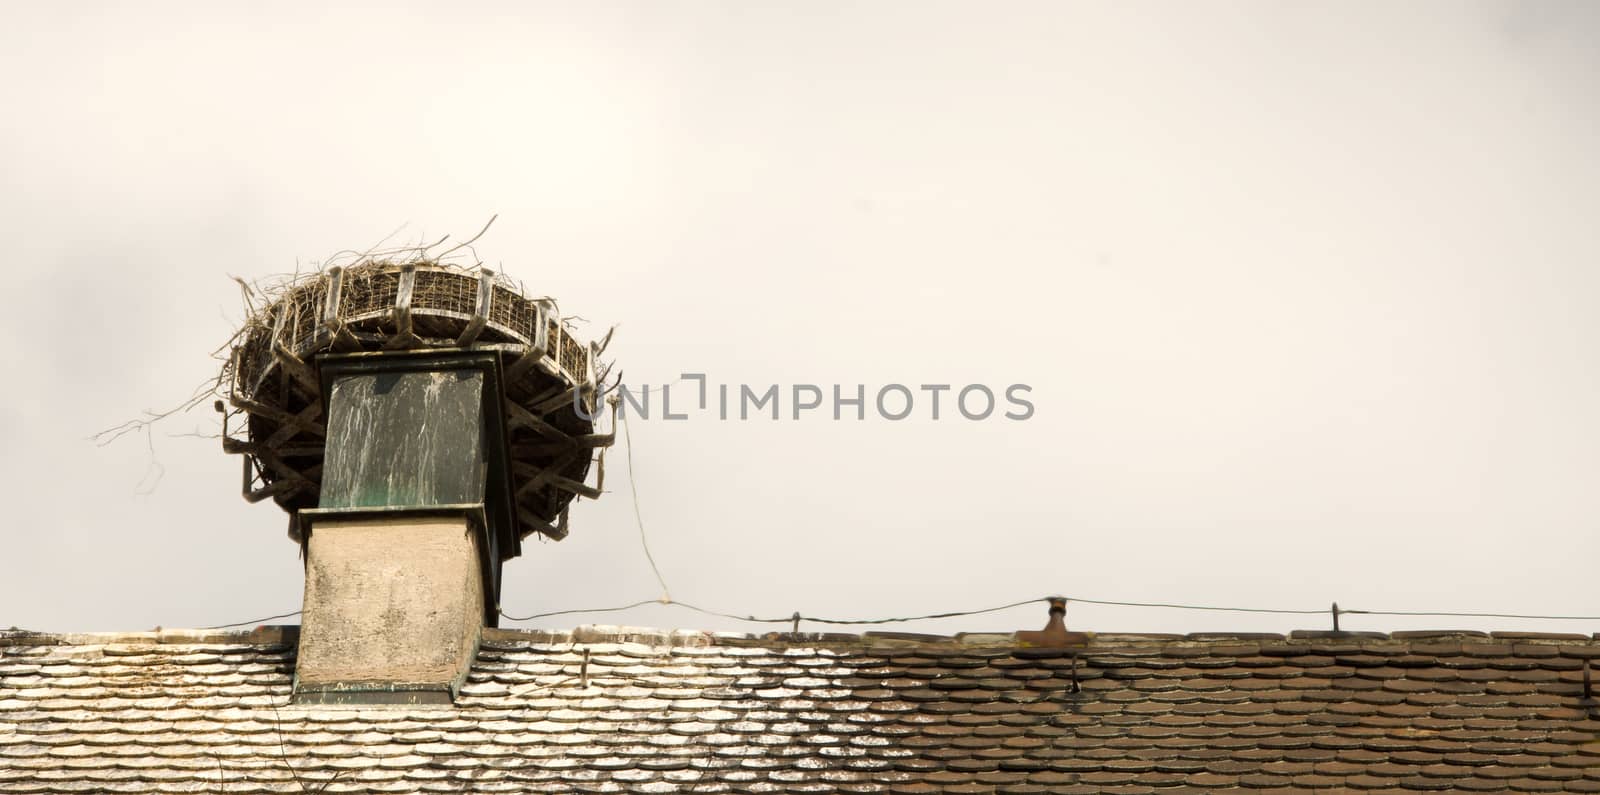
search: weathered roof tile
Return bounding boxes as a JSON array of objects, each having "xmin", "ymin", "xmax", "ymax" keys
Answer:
[{"xmin": 8, "ymin": 628, "xmax": 1600, "ymax": 792}]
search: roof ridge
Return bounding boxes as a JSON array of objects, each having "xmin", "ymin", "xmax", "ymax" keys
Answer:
[{"xmin": 7, "ymin": 624, "xmax": 1596, "ymax": 649}]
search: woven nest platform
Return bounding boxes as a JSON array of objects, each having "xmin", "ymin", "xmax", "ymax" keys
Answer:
[{"xmin": 221, "ymin": 260, "xmax": 612, "ymax": 548}]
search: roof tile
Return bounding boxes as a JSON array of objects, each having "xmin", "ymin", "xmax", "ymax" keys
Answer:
[{"xmin": 8, "ymin": 628, "xmax": 1600, "ymax": 792}]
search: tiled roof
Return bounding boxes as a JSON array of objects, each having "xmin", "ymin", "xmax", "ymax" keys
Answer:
[{"xmin": 5, "ymin": 626, "xmax": 1600, "ymax": 793}]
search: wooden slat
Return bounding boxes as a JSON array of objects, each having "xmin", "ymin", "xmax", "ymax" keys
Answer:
[
  {"xmin": 516, "ymin": 505, "xmax": 569, "ymax": 540},
  {"xmin": 262, "ymin": 401, "xmax": 325, "ymax": 449},
  {"xmin": 320, "ymin": 266, "xmax": 343, "ymax": 329},
  {"xmin": 505, "ymin": 303, "xmax": 552, "ymax": 382},
  {"xmin": 503, "ymin": 400, "xmax": 574, "ymax": 444},
  {"xmin": 271, "ymin": 341, "xmax": 321, "ymax": 398},
  {"xmin": 546, "ymin": 473, "xmax": 602, "ymax": 500},
  {"xmin": 531, "ymin": 385, "xmax": 585, "ymax": 415},
  {"xmin": 455, "ymin": 268, "xmax": 495, "ymax": 346},
  {"xmin": 384, "ymin": 263, "xmax": 419, "ymax": 350},
  {"xmin": 511, "ymin": 452, "xmax": 582, "ymax": 499},
  {"xmin": 229, "ymin": 395, "xmax": 326, "ymax": 438}
]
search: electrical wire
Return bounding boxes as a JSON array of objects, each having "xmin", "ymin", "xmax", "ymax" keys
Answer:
[
  {"xmin": 672, "ymin": 598, "xmax": 1048, "ymax": 625},
  {"xmin": 1344, "ymin": 608, "xmax": 1600, "ymax": 621},
  {"xmin": 231, "ymin": 406, "xmax": 1600, "ymax": 634},
  {"xmin": 203, "ymin": 599, "xmax": 1600, "ymax": 635},
  {"xmin": 202, "ymin": 610, "xmax": 302, "ymax": 630},
  {"xmin": 497, "ymin": 596, "xmax": 1600, "ymax": 629},
  {"xmin": 1064, "ymin": 596, "xmax": 1326, "ymax": 615},
  {"xmin": 499, "ymin": 597, "xmax": 1045, "ymax": 627},
  {"xmin": 499, "ymin": 600, "xmax": 663, "ymax": 623},
  {"xmin": 621, "ymin": 413, "xmax": 672, "ymax": 602}
]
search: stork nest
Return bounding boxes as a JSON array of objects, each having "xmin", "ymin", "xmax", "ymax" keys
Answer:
[{"xmin": 220, "ymin": 259, "xmax": 613, "ymax": 549}]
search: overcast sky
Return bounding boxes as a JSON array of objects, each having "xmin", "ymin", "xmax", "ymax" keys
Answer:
[{"xmin": 2, "ymin": 1, "xmax": 1597, "ymax": 638}]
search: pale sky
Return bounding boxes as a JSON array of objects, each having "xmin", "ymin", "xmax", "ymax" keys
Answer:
[{"xmin": 2, "ymin": 1, "xmax": 1597, "ymax": 638}]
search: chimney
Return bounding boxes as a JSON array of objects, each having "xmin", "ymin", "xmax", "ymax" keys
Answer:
[{"xmin": 221, "ymin": 261, "xmax": 611, "ymax": 704}]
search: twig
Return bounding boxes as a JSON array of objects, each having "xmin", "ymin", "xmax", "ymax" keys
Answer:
[
  {"xmin": 134, "ymin": 427, "xmax": 165, "ymax": 496},
  {"xmin": 166, "ymin": 427, "xmax": 221, "ymax": 440},
  {"xmin": 270, "ymin": 703, "xmax": 309, "ymax": 793},
  {"xmin": 511, "ymin": 674, "xmax": 579, "ymax": 699},
  {"xmin": 357, "ymin": 221, "xmax": 412, "ymax": 262},
  {"xmin": 435, "ymin": 214, "xmax": 497, "ymax": 261},
  {"xmin": 269, "ymin": 702, "xmax": 347, "ymax": 794},
  {"xmin": 229, "ymin": 275, "xmax": 260, "ymax": 319},
  {"xmin": 91, "ymin": 372, "xmax": 224, "ymax": 447},
  {"xmin": 211, "ymin": 751, "xmax": 229, "ymax": 793}
]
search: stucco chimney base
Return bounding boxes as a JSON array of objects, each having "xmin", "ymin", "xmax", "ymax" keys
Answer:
[{"xmin": 294, "ymin": 516, "xmax": 484, "ymax": 704}]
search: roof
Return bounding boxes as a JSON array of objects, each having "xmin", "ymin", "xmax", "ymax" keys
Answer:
[{"xmin": 5, "ymin": 625, "xmax": 1600, "ymax": 793}]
